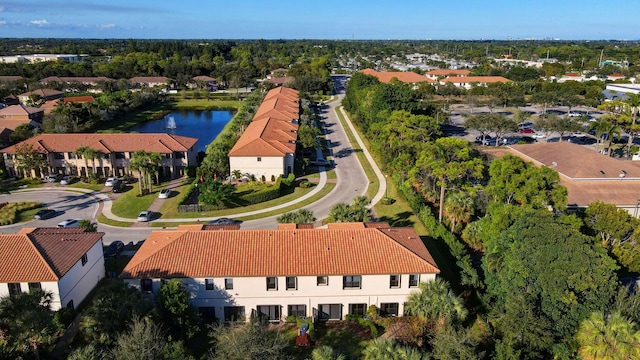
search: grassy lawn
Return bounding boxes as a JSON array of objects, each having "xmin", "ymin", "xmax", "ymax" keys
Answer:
[
  {"xmin": 153, "ymin": 182, "xmax": 333, "ymax": 222},
  {"xmin": 172, "ymin": 99, "xmax": 242, "ymax": 110},
  {"xmin": 334, "ymin": 107, "xmax": 379, "ymax": 200},
  {"xmin": 110, "ymin": 185, "xmax": 161, "ymax": 218},
  {"xmin": 156, "ymin": 179, "xmax": 195, "ymax": 218},
  {"xmin": 97, "ymin": 213, "xmax": 133, "ymax": 227},
  {"xmin": 68, "ymin": 182, "xmax": 106, "ymax": 192}
]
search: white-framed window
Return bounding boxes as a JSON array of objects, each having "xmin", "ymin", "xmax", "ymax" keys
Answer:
[
  {"xmin": 286, "ymin": 276, "xmax": 297, "ymax": 290},
  {"xmin": 257, "ymin": 157, "xmax": 262, "ymax": 162},
  {"xmin": 317, "ymin": 276, "xmax": 328, "ymax": 286},
  {"xmin": 141, "ymin": 278, "xmax": 152, "ymax": 292},
  {"xmin": 380, "ymin": 303, "xmax": 399, "ymax": 317},
  {"xmin": 81, "ymin": 253, "xmax": 88, "ymax": 266},
  {"xmin": 256, "ymin": 305, "xmax": 281, "ymax": 322},
  {"xmin": 288, "ymin": 304, "xmax": 306, "ymax": 317},
  {"xmin": 348, "ymin": 303, "xmax": 367, "ymax": 316}
]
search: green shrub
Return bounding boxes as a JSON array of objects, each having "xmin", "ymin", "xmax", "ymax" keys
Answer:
[
  {"xmin": 185, "ymin": 166, "xmax": 197, "ymax": 178},
  {"xmin": 281, "ymin": 173, "xmax": 296, "ymax": 187},
  {"xmin": 178, "ymin": 179, "xmax": 199, "ymax": 205},
  {"xmin": 54, "ymin": 307, "xmax": 76, "ymax": 328},
  {"xmin": 299, "ymin": 181, "xmax": 314, "ymax": 188},
  {"xmin": 0, "ymin": 201, "xmax": 42, "ymax": 225}
]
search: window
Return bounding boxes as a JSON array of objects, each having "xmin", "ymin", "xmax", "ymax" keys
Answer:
[
  {"xmin": 286, "ymin": 276, "xmax": 297, "ymax": 290},
  {"xmin": 205, "ymin": 278, "xmax": 214, "ymax": 291},
  {"xmin": 343, "ymin": 275, "xmax": 361, "ymax": 289},
  {"xmin": 257, "ymin": 157, "xmax": 262, "ymax": 162},
  {"xmin": 256, "ymin": 305, "xmax": 281, "ymax": 322},
  {"xmin": 380, "ymin": 303, "xmax": 399, "ymax": 317},
  {"xmin": 128, "ymin": 152, "xmax": 134, "ymax": 158},
  {"xmin": 224, "ymin": 306, "xmax": 245, "ymax": 322},
  {"xmin": 7, "ymin": 283, "xmax": 21, "ymax": 297},
  {"xmin": 28, "ymin": 282, "xmax": 41, "ymax": 292},
  {"xmin": 318, "ymin": 304, "xmax": 342, "ymax": 320},
  {"xmin": 54, "ymin": 152, "xmax": 64, "ymax": 160},
  {"xmin": 266, "ymin": 277, "xmax": 277, "ymax": 291},
  {"xmin": 115, "ymin": 152, "xmax": 125, "ymax": 159},
  {"xmin": 67, "ymin": 152, "xmax": 76, "ymax": 159},
  {"xmin": 141, "ymin": 278, "xmax": 152, "ymax": 292},
  {"xmin": 174, "ymin": 151, "xmax": 185, "ymax": 159},
  {"xmin": 317, "ymin": 276, "xmax": 328, "ymax": 286},
  {"xmin": 81, "ymin": 253, "xmax": 88, "ymax": 266},
  {"xmin": 198, "ymin": 307, "xmax": 216, "ymax": 321},
  {"xmin": 288, "ymin": 304, "xmax": 306, "ymax": 317},
  {"xmin": 224, "ymin": 278, "xmax": 233, "ymax": 290},
  {"xmin": 103, "ymin": 153, "xmax": 109, "ymax": 160},
  {"xmin": 66, "ymin": 300, "xmax": 74, "ymax": 310},
  {"xmin": 409, "ymin": 274, "xmax": 420, "ymax": 287},
  {"xmin": 348, "ymin": 303, "xmax": 367, "ymax": 316},
  {"xmin": 389, "ymin": 274, "xmax": 400, "ymax": 288}
]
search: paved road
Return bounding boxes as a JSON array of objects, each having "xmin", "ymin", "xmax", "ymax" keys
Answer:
[{"xmin": 0, "ymin": 188, "xmax": 153, "ymax": 245}]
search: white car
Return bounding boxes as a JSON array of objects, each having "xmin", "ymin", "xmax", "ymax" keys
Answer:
[
  {"xmin": 531, "ymin": 133, "xmax": 546, "ymax": 139},
  {"xmin": 137, "ymin": 211, "xmax": 152, "ymax": 222},
  {"xmin": 57, "ymin": 219, "xmax": 79, "ymax": 228},
  {"xmin": 105, "ymin": 177, "xmax": 118, "ymax": 187},
  {"xmin": 158, "ymin": 189, "xmax": 172, "ymax": 199}
]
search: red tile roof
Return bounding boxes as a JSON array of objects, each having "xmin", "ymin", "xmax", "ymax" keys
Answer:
[
  {"xmin": 360, "ymin": 69, "xmax": 435, "ymax": 83},
  {"xmin": 229, "ymin": 87, "xmax": 299, "ymax": 157},
  {"xmin": 0, "ymin": 228, "xmax": 104, "ymax": 282},
  {"xmin": 63, "ymin": 96, "xmax": 95, "ymax": 103},
  {"xmin": 18, "ymin": 88, "xmax": 64, "ymax": 98},
  {"xmin": 2, "ymin": 133, "xmax": 198, "ymax": 154},
  {"xmin": 121, "ymin": 223, "xmax": 439, "ymax": 279}
]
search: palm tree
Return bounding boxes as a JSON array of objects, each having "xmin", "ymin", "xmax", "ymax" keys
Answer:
[
  {"xmin": 405, "ymin": 278, "xmax": 468, "ymax": 330},
  {"xmin": 75, "ymin": 146, "xmax": 90, "ymax": 177},
  {"xmin": 577, "ymin": 311, "xmax": 640, "ymax": 360},
  {"xmin": 75, "ymin": 146, "xmax": 100, "ymax": 178},
  {"xmin": 444, "ymin": 191, "xmax": 474, "ymax": 232},
  {"xmin": 129, "ymin": 150, "xmax": 162, "ymax": 195},
  {"xmin": 311, "ymin": 345, "xmax": 346, "ymax": 360}
]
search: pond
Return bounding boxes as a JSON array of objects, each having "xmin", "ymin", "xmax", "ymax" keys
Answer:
[{"xmin": 129, "ymin": 109, "xmax": 236, "ymax": 152}]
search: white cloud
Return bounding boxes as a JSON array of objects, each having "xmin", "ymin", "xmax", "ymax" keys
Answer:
[
  {"xmin": 0, "ymin": 21, "xmax": 6, "ymax": 25},
  {"xmin": 98, "ymin": 24, "xmax": 116, "ymax": 29},
  {"xmin": 29, "ymin": 19, "xmax": 49, "ymax": 26},
  {"xmin": 0, "ymin": 7, "xmax": 5, "ymax": 12}
]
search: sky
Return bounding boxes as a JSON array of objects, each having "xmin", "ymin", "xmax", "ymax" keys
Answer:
[{"xmin": 1, "ymin": 0, "xmax": 639, "ymax": 40}]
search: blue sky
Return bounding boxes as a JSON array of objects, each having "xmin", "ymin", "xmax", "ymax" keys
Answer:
[{"xmin": 1, "ymin": 0, "xmax": 638, "ymax": 40}]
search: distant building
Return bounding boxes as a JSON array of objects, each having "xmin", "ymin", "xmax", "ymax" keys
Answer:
[
  {"xmin": 0, "ymin": 227, "xmax": 105, "ymax": 310},
  {"xmin": 439, "ymin": 76, "xmax": 511, "ymax": 89},
  {"xmin": 359, "ymin": 68, "xmax": 435, "ymax": 84},
  {"xmin": 425, "ymin": 69, "xmax": 471, "ymax": 80},
  {"xmin": 129, "ymin": 77, "xmax": 172, "ymax": 88},
  {"xmin": 0, "ymin": 104, "xmax": 44, "ymax": 130},
  {"xmin": 17, "ymin": 89, "xmax": 64, "ymax": 104},
  {"xmin": 188, "ymin": 76, "xmax": 219, "ymax": 91},
  {"xmin": 0, "ymin": 54, "xmax": 89, "ymax": 64},
  {"xmin": 1, "ymin": 133, "xmax": 198, "ymax": 179}
]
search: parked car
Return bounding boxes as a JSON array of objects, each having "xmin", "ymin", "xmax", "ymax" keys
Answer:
[
  {"xmin": 531, "ymin": 132, "xmax": 546, "ymax": 139},
  {"xmin": 105, "ymin": 177, "xmax": 118, "ymax": 187},
  {"xmin": 60, "ymin": 176, "xmax": 77, "ymax": 185},
  {"xmin": 122, "ymin": 175, "xmax": 137, "ymax": 184},
  {"xmin": 137, "ymin": 211, "xmax": 152, "ymax": 222},
  {"xmin": 158, "ymin": 189, "xmax": 172, "ymax": 199},
  {"xmin": 34, "ymin": 209, "xmax": 56, "ymax": 220},
  {"xmin": 57, "ymin": 219, "xmax": 79, "ymax": 228},
  {"xmin": 475, "ymin": 135, "xmax": 493, "ymax": 144},
  {"xmin": 519, "ymin": 128, "xmax": 535, "ymax": 134},
  {"xmin": 104, "ymin": 241, "xmax": 124, "ymax": 258},
  {"xmin": 112, "ymin": 182, "xmax": 123, "ymax": 193},
  {"xmin": 207, "ymin": 218, "xmax": 234, "ymax": 225},
  {"xmin": 46, "ymin": 174, "xmax": 63, "ymax": 182},
  {"xmin": 310, "ymin": 159, "xmax": 331, "ymax": 166}
]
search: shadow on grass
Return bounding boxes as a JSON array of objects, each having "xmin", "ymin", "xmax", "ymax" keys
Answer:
[{"xmin": 379, "ymin": 211, "xmax": 415, "ymax": 228}]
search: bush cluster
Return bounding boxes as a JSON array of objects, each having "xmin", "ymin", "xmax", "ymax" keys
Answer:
[{"xmin": 0, "ymin": 201, "xmax": 41, "ymax": 225}]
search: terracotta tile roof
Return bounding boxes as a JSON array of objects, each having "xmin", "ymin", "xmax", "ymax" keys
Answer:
[
  {"xmin": 0, "ymin": 228, "xmax": 104, "ymax": 282},
  {"xmin": 229, "ymin": 88, "xmax": 299, "ymax": 157},
  {"xmin": 2, "ymin": 133, "xmax": 197, "ymax": 155},
  {"xmin": 426, "ymin": 69, "xmax": 471, "ymax": 76},
  {"xmin": 278, "ymin": 223, "xmax": 315, "ymax": 230},
  {"xmin": 0, "ymin": 104, "xmax": 43, "ymax": 116},
  {"xmin": 18, "ymin": 88, "xmax": 64, "ymax": 98},
  {"xmin": 359, "ymin": 69, "xmax": 434, "ymax": 83},
  {"xmin": 121, "ymin": 223, "xmax": 440, "ymax": 279},
  {"xmin": 228, "ymin": 117, "xmax": 297, "ymax": 156},
  {"xmin": 440, "ymin": 76, "xmax": 511, "ymax": 84},
  {"xmin": 63, "ymin": 96, "xmax": 95, "ymax": 103}
]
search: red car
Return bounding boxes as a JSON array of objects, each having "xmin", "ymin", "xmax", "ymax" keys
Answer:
[{"xmin": 519, "ymin": 128, "xmax": 535, "ymax": 134}]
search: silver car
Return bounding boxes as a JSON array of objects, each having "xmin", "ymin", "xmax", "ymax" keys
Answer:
[{"xmin": 137, "ymin": 211, "xmax": 152, "ymax": 222}]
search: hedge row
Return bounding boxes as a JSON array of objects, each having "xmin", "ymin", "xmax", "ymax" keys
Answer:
[
  {"xmin": 178, "ymin": 178, "xmax": 199, "ymax": 206},
  {"xmin": 0, "ymin": 201, "xmax": 42, "ymax": 226},
  {"xmin": 395, "ymin": 177, "xmax": 481, "ymax": 289},
  {"xmin": 237, "ymin": 176, "xmax": 283, "ymax": 205}
]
